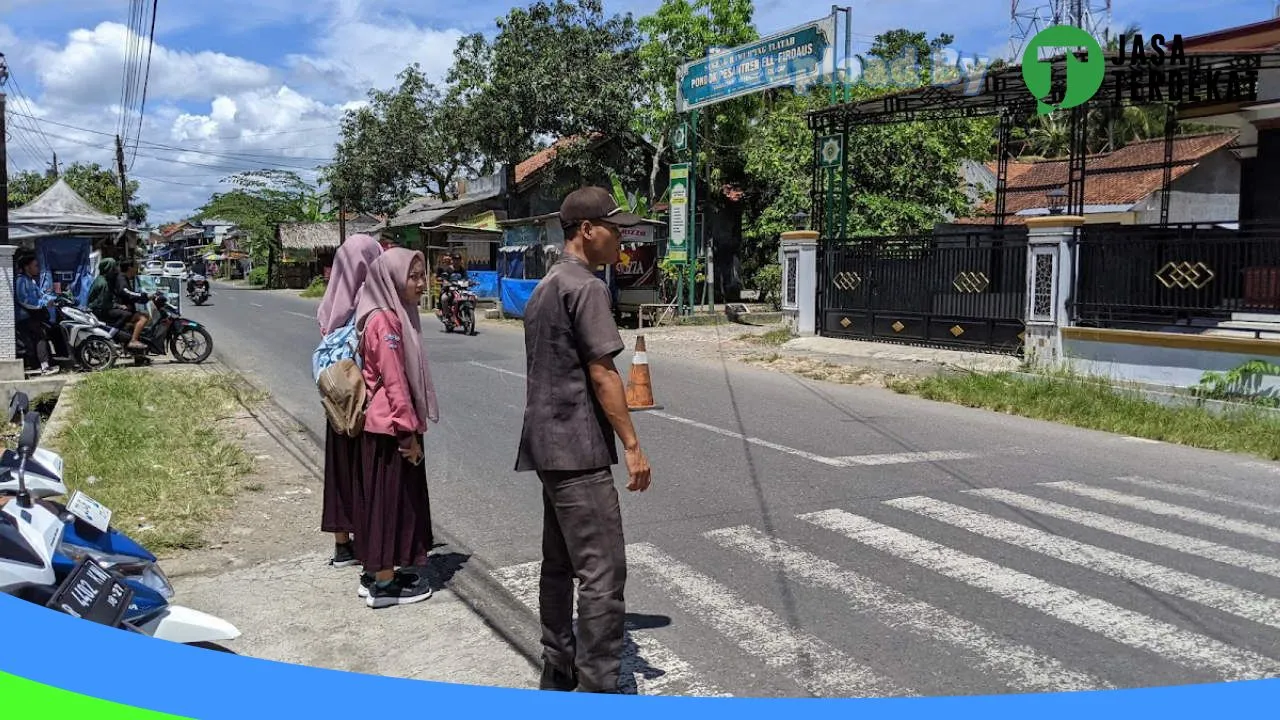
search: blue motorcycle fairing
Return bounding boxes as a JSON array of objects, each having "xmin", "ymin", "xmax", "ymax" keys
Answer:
[{"xmin": 54, "ymin": 506, "xmax": 157, "ymax": 563}]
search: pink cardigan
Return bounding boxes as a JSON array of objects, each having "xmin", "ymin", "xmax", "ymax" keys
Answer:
[{"xmin": 360, "ymin": 311, "xmax": 426, "ymax": 438}]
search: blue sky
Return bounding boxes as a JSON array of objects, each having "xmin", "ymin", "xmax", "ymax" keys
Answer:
[{"xmin": 1, "ymin": 0, "xmax": 1275, "ymax": 222}]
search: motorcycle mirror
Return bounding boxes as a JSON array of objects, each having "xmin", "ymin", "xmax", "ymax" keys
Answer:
[
  {"xmin": 8, "ymin": 392, "xmax": 29, "ymax": 424},
  {"xmin": 18, "ymin": 411, "xmax": 41, "ymax": 454}
]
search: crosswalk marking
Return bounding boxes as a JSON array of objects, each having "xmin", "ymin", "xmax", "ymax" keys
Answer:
[
  {"xmin": 832, "ymin": 450, "xmax": 979, "ymax": 466},
  {"xmin": 627, "ymin": 542, "xmax": 914, "ymax": 697},
  {"xmin": 969, "ymin": 487, "xmax": 1280, "ymax": 579},
  {"xmin": 1112, "ymin": 476, "xmax": 1280, "ymax": 517},
  {"xmin": 799, "ymin": 508, "xmax": 1280, "ymax": 681},
  {"xmin": 887, "ymin": 496, "xmax": 1280, "ymax": 631},
  {"xmin": 1046, "ymin": 481, "xmax": 1280, "ymax": 546},
  {"xmin": 490, "ymin": 561, "xmax": 727, "ymax": 697},
  {"xmin": 703, "ymin": 525, "xmax": 1106, "ymax": 692}
]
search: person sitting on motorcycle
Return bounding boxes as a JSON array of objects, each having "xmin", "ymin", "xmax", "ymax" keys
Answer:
[
  {"xmin": 88, "ymin": 258, "xmax": 149, "ymax": 353},
  {"xmin": 436, "ymin": 255, "xmax": 456, "ymax": 317},
  {"xmin": 13, "ymin": 252, "xmax": 60, "ymax": 376}
]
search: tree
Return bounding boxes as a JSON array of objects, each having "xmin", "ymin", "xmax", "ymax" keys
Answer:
[
  {"xmin": 447, "ymin": 0, "xmax": 647, "ymax": 196},
  {"xmin": 325, "ymin": 64, "xmax": 479, "ymax": 214},
  {"xmin": 741, "ymin": 29, "xmax": 993, "ymax": 280},
  {"xmin": 193, "ymin": 170, "xmax": 323, "ymax": 266},
  {"xmin": 6, "ymin": 162, "xmax": 148, "ymax": 224},
  {"xmin": 634, "ymin": 0, "xmax": 757, "ymax": 201}
]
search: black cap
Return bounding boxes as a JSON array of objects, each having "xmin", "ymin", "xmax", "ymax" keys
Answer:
[{"xmin": 559, "ymin": 186, "xmax": 643, "ymax": 228}]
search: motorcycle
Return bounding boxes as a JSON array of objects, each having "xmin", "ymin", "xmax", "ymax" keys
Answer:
[
  {"xmin": 437, "ymin": 275, "xmax": 478, "ymax": 336},
  {"xmin": 116, "ymin": 292, "xmax": 214, "ymax": 366},
  {"xmin": 13, "ymin": 295, "xmax": 120, "ymax": 374},
  {"xmin": 0, "ymin": 392, "xmax": 241, "ymax": 650},
  {"xmin": 186, "ymin": 274, "xmax": 210, "ymax": 306}
]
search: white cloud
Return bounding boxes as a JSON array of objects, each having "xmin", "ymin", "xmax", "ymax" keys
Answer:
[{"xmin": 27, "ymin": 22, "xmax": 276, "ymax": 109}]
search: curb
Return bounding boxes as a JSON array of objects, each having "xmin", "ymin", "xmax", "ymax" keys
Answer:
[{"xmin": 205, "ymin": 345, "xmax": 543, "ymax": 674}]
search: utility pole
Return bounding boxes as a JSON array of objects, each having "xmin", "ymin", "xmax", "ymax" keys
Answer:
[
  {"xmin": 115, "ymin": 134, "xmax": 128, "ymax": 220},
  {"xmin": 46, "ymin": 152, "xmax": 58, "ymax": 179},
  {"xmin": 1, "ymin": 55, "xmax": 9, "ymax": 247}
]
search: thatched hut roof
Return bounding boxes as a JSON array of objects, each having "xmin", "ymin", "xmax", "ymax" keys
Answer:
[{"xmin": 278, "ymin": 218, "xmax": 379, "ymax": 250}]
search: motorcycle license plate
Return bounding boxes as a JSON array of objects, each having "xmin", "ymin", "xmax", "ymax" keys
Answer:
[
  {"xmin": 67, "ymin": 490, "xmax": 112, "ymax": 534},
  {"xmin": 47, "ymin": 556, "xmax": 134, "ymax": 629}
]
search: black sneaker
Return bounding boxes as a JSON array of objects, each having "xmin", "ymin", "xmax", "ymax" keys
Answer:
[
  {"xmin": 539, "ymin": 661, "xmax": 579, "ymax": 691},
  {"xmin": 357, "ymin": 569, "xmax": 420, "ymax": 598},
  {"xmin": 365, "ymin": 573, "xmax": 432, "ymax": 608},
  {"xmin": 330, "ymin": 541, "xmax": 358, "ymax": 568}
]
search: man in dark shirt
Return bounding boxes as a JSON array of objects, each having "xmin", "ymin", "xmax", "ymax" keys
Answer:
[{"xmin": 516, "ymin": 186, "xmax": 653, "ymax": 694}]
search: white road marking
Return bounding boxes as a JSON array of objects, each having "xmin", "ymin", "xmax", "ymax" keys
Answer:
[
  {"xmin": 468, "ymin": 361, "xmax": 983, "ymax": 470},
  {"xmin": 286, "ymin": 311, "xmax": 314, "ymax": 320},
  {"xmin": 801, "ymin": 508, "xmax": 1280, "ymax": 681},
  {"xmin": 1046, "ymin": 481, "xmax": 1280, "ymax": 546},
  {"xmin": 970, "ymin": 487, "xmax": 1280, "ymax": 579},
  {"xmin": 1113, "ymin": 476, "xmax": 1280, "ymax": 517},
  {"xmin": 888, "ymin": 496, "xmax": 1280, "ymax": 631},
  {"xmin": 704, "ymin": 525, "xmax": 1106, "ymax": 692},
  {"xmin": 833, "ymin": 450, "xmax": 979, "ymax": 466},
  {"xmin": 251, "ymin": 302, "xmax": 263, "ymax": 308},
  {"xmin": 627, "ymin": 543, "xmax": 913, "ymax": 697},
  {"xmin": 491, "ymin": 560, "xmax": 728, "ymax": 697}
]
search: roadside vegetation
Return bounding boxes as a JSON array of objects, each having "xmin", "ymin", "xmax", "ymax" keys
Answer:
[
  {"xmin": 44, "ymin": 371, "xmax": 259, "ymax": 551},
  {"xmin": 299, "ymin": 276, "xmax": 327, "ymax": 298},
  {"xmin": 889, "ymin": 369, "xmax": 1280, "ymax": 460}
]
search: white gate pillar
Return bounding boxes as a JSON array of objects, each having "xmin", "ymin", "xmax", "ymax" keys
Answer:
[
  {"xmin": 1023, "ymin": 215, "xmax": 1083, "ymax": 367},
  {"xmin": 779, "ymin": 230, "xmax": 819, "ymax": 335}
]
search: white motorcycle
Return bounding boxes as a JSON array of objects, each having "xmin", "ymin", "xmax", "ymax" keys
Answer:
[{"xmin": 0, "ymin": 392, "xmax": 241, "ymax": 649}]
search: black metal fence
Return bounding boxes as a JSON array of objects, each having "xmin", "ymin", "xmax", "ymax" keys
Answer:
[
  {"xmin": 821, "ymin": 227, "xmax": 1028, "ymax": 353},
  {"xmin": 1074, "ymin": 222, "xmax": 1280, "ymax": 328}
]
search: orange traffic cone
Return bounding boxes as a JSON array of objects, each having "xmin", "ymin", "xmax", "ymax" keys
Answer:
[{"xmin": 625, "ymin": 335, "xmax": 662, "ymax": 412}]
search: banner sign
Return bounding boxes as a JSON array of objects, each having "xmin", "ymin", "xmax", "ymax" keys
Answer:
[
  {"xmin": 676, "ymin": 15, "xmax": 837, "ymax": 112},
  {"xmin": 667, "ymin": 163, "xmax": 690, "ymax": 263}
]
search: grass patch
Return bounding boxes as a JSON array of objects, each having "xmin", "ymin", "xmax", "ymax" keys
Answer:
[
  {"xmin": 890, "ymin": 370, "xmax": 1280, "ymax": 460},
  {"xmin": 44, "ymin": 371, "xmax": 257, "ymax": 551},
  {"xmin": 739, "ymin": 327, "xmax": 793, "ymax": 346},
  {"xmin": 299, "ymin": 277, "xmax": 327, "ymax": 298}
]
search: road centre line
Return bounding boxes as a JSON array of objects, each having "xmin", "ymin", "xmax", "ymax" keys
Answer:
[
  {"xmin": 286, "ymin": 311, "xmax": 314, "ymax": 320},
  {"xmin": 467, "ymin": 360, "xmax": 980, "ymax": 470}
]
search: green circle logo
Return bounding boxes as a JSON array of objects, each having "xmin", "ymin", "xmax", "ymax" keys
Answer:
[{"xmin": 1021, "ymin": 25, "xmax": 1105, "ymax": 115}]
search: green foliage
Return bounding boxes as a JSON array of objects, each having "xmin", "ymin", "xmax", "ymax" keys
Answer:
[
  {"xmin": 300, "ymin": 276, "xmax": 328, "ymax": 298},
  {"xmin": 195, "ymin": 169, "xmax": 328, "ymax": 266},
  {"xmin": 753, "ymin": 263, "xmax": 782, "ymax": 309},
  {"xmin": 325, "ymin": 64, "xmax": 478, "ymax": 214},
  {"xmin": 246, "ymin": 266, "xmax": 268, "ymax": 287},
  {"xmin": 6, "ymin": 163, "xmax": 148, "ymax": 223},
  {"xmin": 1193, "ymin": 360, "xmax": 1280, "ymax": 407}
]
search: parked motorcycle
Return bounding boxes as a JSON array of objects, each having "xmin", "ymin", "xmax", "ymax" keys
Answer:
[
  {"xmin": 186, "ymin": 275, "xmax": 210, "ymax": 306},
  {"xmin": 0, "ymin": 392, "xmax": 241, "ymax": 650},
  {"xmin": 437, "ymin": 275, "xmax": 478, "ymax": 336},
  {"xmin": 116, "ymin": 292, "xmax": 214, "ymax": 366},
  {"xmin": 13, "ymin": 295, "xmax": 120, "ymax": 374}
]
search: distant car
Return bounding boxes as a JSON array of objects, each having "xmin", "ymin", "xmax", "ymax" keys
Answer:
[
  {"xmin": 162, "ymin": 261, "xmax": 186, "ymax": 278},
  {"xmin": 145, "ymin": 261, "xmax": 164, "ymax": 275}
]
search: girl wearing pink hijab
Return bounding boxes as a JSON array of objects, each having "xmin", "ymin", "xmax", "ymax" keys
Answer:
[
  {"xmin": 351, "ymin": 247, "xmax": 439, "ymax": 608},
  {"xmin": 316, "ymin": 234, "xmax": 383, "ymax": 568}
]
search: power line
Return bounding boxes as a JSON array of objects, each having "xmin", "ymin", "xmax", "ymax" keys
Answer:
[{"xmin": 128, "ymin": 0, "xmax": 160, "ymax": 170}]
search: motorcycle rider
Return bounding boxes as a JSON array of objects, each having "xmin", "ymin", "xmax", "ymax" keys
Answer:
[
  {"xmin": 13, "ymin": 252, "xmax": 60, "ymax": 376},
  {"xmin": 436, "ymin": 254, "xmax": 456, "ymax": 319},
  {"xmin": 88, "ymin": 258, "xmax": 149, "ymax": 353}
]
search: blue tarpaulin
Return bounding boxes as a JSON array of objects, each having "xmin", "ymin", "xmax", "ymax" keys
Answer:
[
  {"xmin": 500, "ymin": 278, "xmax": 539, "ymax": 318},
  {"xmin": 468, "ymin": 270, "xmax": 499, "ymax": 299},
  {"xmin": 36, "ymin": 236, "xmax": 94, "ymax": 307}
]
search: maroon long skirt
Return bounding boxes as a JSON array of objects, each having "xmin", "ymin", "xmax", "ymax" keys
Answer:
[
  {"xmin": 320, "ymin": 423, "xmax": 361, "ymax": 535},
  {"xmin": 354, "ymin": 432, "xmax": 433, "ymax": 572}
]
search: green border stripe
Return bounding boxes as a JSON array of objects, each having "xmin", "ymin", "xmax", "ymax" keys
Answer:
[{"xmin": 0, "ymin": 670, "xmax": 193, "ymax": 719}]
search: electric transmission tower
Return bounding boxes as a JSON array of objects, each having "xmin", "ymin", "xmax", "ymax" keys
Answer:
[{"xmin": 1010, "ymin": 0, "xmax": 1113, "ymax": 61}]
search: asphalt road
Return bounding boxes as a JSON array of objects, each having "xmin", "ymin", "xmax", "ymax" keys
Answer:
[{"xmin": 189, "ymin": 281, "xmax": 1280, "ymax": 698}]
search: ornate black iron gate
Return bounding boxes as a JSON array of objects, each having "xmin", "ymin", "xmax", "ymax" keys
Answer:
[{"xmin": 819, "ymin": 227, "xmax": 1028, "ymax": 354}]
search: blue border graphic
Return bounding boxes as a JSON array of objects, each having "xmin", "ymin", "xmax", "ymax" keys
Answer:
[{"xmin": 2, "ymin": 592, "xmax": 1278, "ymax": 718}]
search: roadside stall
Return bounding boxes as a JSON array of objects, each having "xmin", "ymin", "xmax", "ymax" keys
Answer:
[{"xmin": 420, "ymin": 210, "xmax": 503, "ymax": 309}]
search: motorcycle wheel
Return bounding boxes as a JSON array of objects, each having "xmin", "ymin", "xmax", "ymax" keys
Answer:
[
  {"xmin": 170, "ymin": 326, "xmax": 214, "ymax": 363},
  {"xmin": 461, "ymin": 305, "xmax": 476, "ymax": 336},
  {"xmin": 77, "ymin": 336, "xmax": 118, "ymax": 372}
]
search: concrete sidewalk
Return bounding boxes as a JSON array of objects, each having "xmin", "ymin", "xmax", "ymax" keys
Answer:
[{"xmin": 146, "ymin": 362, "xmax": 537, "ymax": 689}]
